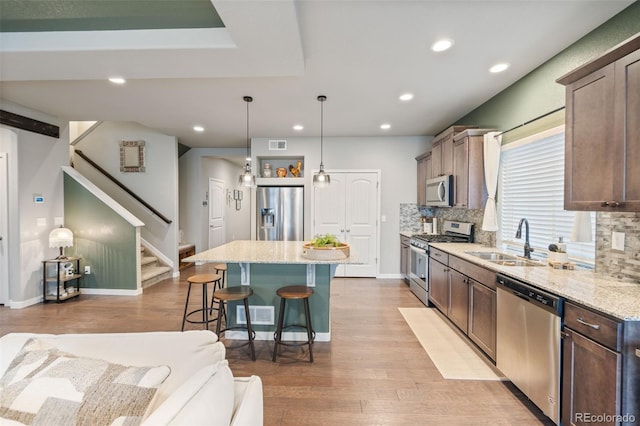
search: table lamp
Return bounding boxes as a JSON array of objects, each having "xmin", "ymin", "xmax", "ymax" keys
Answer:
[{"xmin": 49, "ymin": 226, "xmax": 74, "ymax": 259}]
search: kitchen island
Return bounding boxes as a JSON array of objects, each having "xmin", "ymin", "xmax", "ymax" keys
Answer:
[{"xmin": 183, "ymin": 240, "xmax": 360, "ymax": 341}]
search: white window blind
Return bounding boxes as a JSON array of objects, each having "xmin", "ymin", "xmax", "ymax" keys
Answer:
[{"xmin": 498, "ymin": 127, "xmax": 595, "ymax": 264}]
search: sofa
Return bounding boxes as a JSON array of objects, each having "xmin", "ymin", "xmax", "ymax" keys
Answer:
[{"xmin": 0, "ymin": 330, "xmax": 263, "ymax": 425}]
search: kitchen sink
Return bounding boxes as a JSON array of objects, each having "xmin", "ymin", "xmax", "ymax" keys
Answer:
[{"xmin": 464, "ymin": 251, "xmax": 545, "ymax": 267}]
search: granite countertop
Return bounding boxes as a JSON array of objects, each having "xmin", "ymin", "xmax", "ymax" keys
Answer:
[
  {"xmin": 183, "ymin": 240, "xmax": 361, "ymax": 265},
  {"xmin": 429, "ymin": 243, "xmax": 640, "ymax": 321}
]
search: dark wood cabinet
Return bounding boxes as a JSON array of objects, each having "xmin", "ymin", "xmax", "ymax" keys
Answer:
[
  {"xmin": 448, "ymin": 268, "xmax": 469, "ymax": 333},
  {"xmin": 428, "ymin": 249, "xmax": 449, "ymax": 313},
  {"xmin": 562, "ymin": 328, "xmax": 621, "ymax": 426},
  {"xmin": 429, "ymin": 252, "xmax": 497, "ymax": 362},
  {"xmin": 558, "ymin": 33, "xmax": 640, "ymax": 211},
  {"xmin": 560, "ymin": 301, "xmax": 640, "ymax": 426},
  {"xmin": 469, "ymin": 279, "xmax": 496, "ymax": 361},
  {"xmin": 452, "ymin": 129, "xmax": 491, "ymax": 209},
  {"xmin": 416, "ymin": 152, "xmax": 431, "ymax": 205},
  {"xmin": 416, "ymin": 125, "xmax": 476, "ymax": 206}
]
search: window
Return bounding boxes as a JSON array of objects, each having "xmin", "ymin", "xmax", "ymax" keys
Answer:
[{"xmin": 497, "ymin": 126, "xmax": 595, "ymax": 264}]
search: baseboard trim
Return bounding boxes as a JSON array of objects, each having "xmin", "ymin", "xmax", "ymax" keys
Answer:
[
  {"xmin": 80, "ymin": 288, "xmax": 142, "ymax": 296},
  {"xmin": 9, "ymin": 296, "xmax": 42, "ymax": 309},
  {"xmin": 225, "ymin": 330, "xmax": 330, "ymax": 342},
  {"xmin": 376, "ymin": 273, "xmax": 404, "ymax": 279}
]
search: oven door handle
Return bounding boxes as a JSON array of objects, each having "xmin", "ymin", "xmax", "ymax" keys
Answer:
[{"xmin": 410, "ymin": 245, "xmax": 427, "ymax": 255}]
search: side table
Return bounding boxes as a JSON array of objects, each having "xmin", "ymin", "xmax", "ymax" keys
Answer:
[{"xmin": 42, "ymin": 257, "xmax": 82, "ymax": 303}]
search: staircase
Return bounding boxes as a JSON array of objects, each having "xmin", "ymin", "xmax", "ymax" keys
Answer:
[{"xmin": 141, "ymin": 245, "xmax": 172, "ymax": 288}]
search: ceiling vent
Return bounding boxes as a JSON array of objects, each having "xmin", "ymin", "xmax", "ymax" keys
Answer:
[{"xmin": 268, "ymin": 139, "xmax": 287, "ymax": 150}]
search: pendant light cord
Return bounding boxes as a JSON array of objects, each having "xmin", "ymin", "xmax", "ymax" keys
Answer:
[
  {"xmin": 244, "ymin": 96, "xmax": 253, "ymax": 160},
  {"xmin": 318, "ymin": 95, "xmax": 326, "ymax": 167}
]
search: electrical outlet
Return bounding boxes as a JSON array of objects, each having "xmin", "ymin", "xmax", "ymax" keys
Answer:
[
  {"xmin": 612, "ymin": 232, "xmax": 625, "ymax": 251},
  {"xmin": 84, "ymin": 266, "xmax": 91, "ymax": 275}
]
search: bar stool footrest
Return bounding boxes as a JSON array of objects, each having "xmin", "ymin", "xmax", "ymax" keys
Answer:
[
  {"xmin": 184, "ymin": 308, "xmax": 219, "ymax": 326},
  {"xmin": 273, "ymin": 324, "xmax": 316, "ymax": 347}
]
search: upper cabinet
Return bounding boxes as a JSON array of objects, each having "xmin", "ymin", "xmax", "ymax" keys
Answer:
[
  {"xmin": 431, "ymin": 125, "xmax": 477, "ymax": 178},
  {"xmin": 452, "ymin": 129, "xmax": 493, "ymax": 209},
  {"xmin": 557, "ymin": 33, "xmax": 640, "ymax": 211},
  {"xmin": 416, "ymin": 152, "xmax": 432, "ymax": 206},
  {"xmin": 416, "ymin": 125, "xmax": 477, "ymax": 207}
]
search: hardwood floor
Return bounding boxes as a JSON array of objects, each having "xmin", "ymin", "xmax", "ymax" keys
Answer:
[{"xmin": 0, "ymin": 264, "xmax": 553, "ymax": 425}]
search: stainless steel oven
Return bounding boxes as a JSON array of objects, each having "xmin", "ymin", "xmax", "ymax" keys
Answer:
[
  {"xmin": 408, "ymin": 220, "xmax": 475, "ymax": 306},
  {"xmin": 409, "ymin": 245, "xmax": 429, "ymax": 305}
]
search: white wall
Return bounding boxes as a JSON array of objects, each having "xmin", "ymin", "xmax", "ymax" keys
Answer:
[
  {"xmin": 0, "ymin": 100, "xmax": 68, "ymax": 306},
  {"xmin": 73, "ymin": 122, "xmax": 180, "ymax": 270},
  {"xmin": 252, "ymin": 135, "xmax": 431, "ymax": 276},
  {"xmin": 178, "ymin": 148, "xmax": 248, "ymax": 254}
]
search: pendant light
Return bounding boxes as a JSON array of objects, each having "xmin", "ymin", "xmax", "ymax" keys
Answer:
[
  {"xmin": 238, "ymin": 96, "xmax": 256, "ymax": 188},
  {"xmin": 313, "ymin": 95, "xmax": 330, "ymax": 187}
]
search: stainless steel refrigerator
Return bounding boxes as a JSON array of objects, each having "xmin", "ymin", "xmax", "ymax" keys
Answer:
[{"xmin": 256, "ymin": 186, "xmax": 304, "ymax": 241}]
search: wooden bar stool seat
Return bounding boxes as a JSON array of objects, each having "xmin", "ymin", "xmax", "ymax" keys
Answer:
[
  {"xmin": 272, "ymin": 285, "xmax": 315, "ymax": 363},
  {"xmin": 214, "ymin": 286, "xmax": 256, "ymax": 361},
  {"xmin": 181, "ymin": 273, "xmax": 222, "ymax": 331}
]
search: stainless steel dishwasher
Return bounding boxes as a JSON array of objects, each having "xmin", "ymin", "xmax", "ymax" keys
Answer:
[{"xmin": 496, "ymin": 274, "xmax": 563, "ymax": 425}]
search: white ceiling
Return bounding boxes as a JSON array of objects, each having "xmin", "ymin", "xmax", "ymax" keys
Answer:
[{"xmin": 0, "ymin": 0, "xmax": 634, "ymax": 148}]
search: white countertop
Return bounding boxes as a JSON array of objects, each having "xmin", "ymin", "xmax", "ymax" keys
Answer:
[
  {"xmin": 183, "ymin": 240, "xmax": 361, "ymax": 265},
  {"xmin": 430, "ymin": 243, "xmax": 640, "ymax": 321}
]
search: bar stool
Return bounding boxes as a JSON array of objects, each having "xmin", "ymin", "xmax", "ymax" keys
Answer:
[
  {"xmin": 214, "ymin": 264, "xmax": 227, "ymax": 287},
  {"xmin": 209, "ymin": 263, "xmax": 227, "ymax": 312},
  {"xmin": 272, "ymin": 285, "xmax": 315, "ymax": 363},
  {"xmin": 214, "ymin": 287, "xmax": 256, "ymax": 361},
  {"xmin": 181, "ymin": 273, "xmax": 222, "ymax": 331}
]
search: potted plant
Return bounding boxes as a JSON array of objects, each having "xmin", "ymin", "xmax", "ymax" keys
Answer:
[{"xmin": 302, "ymin": 234, "xmax": 350, "ymax": 260}]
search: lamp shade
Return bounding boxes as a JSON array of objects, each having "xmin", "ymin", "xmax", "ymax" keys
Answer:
[{"xmin": 49, "ymin": 227, "xmax": 74, "ymax": 248}]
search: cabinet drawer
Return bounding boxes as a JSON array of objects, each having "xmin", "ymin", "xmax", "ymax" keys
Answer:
[
  {"xmin": 564, "ymin": 302, "xmax": 622, "ymax": 351},
  {"xmin": 449, "ymin": 256, "xmax": 496, "ymax": 290},
  {"xmin": 429, "ymin": 247, "xmax": 448, "ymax": 264}
]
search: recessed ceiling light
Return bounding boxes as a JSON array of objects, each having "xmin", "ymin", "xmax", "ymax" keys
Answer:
[
  {"xmin": 399, "ymin": 93, "xmax": 414, "ymax": 101},
  {"xmin": 293, "ymin": 124, "xmax": 304, "ymax": 131},
  {"xmin": 108, "ymin": 77, "xmax": 126, "ymax": 84},
  {"xmin": 193, "ymin": 126, "xmax": 204, "ymax": 132},
  {"xmin": 489, "ymin": 63, "xmax": 510, "ymax": 73},
  {"xmin": 380, "ymin": 123, "xmax": 391, "ymax": 130},
  {"xmin": 431, "ymin": 39, "xmax": 453, "ymax": 52}
]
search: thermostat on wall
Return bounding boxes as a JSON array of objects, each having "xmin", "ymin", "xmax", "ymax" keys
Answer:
[{"xmin": 33, "ymin": 194, "xmax": 44, "ymax": 204}]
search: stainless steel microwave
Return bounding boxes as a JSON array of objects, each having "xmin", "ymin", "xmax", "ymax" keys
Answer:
[{"xmin": 425, "ymin": 175, "xmax": 453, "ymax": 207}]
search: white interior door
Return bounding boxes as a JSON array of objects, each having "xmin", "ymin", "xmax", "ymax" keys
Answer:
[
  {"xmin": 208, "ymin": 179, "xmax": 226, "ymax": 249},
  {"xmin": 343, "ymin": 173, "xmax": 378, "ymax": 276},
  {"xmin": 0, "ymin": 153, "xmax": 8, "ymax": 305},
  {"xmin": 312, "ymin": 171, "xmax": 379, "ymax": 277},
  {"xmin": 312, "ymin": 173, "xmax": 345, "ymax": 238}
]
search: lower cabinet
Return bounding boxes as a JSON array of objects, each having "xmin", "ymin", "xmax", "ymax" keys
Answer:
[
  {"xmin": 448, "ymin": 268, "xmax": 469, "ymax": 333},
  {"xmin": 562, "ymin": 328, "xmax": 621, "ymax": 425},
  {"xmin": 428, "ymin": 248, "xmax": 449, "ymax": 313},
  {"xmin": 428, "ymin": 250, "xmax": 497, "ymax": 361},
  {"xmin": 562, "ymin": 301, "xmax": 625, "ymax": 426}
]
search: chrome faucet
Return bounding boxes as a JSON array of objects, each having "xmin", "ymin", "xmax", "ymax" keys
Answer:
[{"xmin": 515, "ymin": 218, "xmax": 534, "ymax": 259}]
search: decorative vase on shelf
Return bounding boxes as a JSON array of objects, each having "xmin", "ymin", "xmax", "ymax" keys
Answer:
[{"xmin": 263, "ymin": 163, "xmax": 272, "ymax": 178}]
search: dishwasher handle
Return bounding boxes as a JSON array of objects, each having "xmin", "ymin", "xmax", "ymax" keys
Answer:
[{"xmin": 510, "ymin": 289, "xmax": 531, "ymax": 302}]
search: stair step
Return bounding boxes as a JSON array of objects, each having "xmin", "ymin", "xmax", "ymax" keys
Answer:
[
  {"xmin": 141, "ymin": 265, "xmax": 171, "ymax": 282},
  {"xmin": 141, "ymin": 256, "xmax": 157, "ymax": 267}
]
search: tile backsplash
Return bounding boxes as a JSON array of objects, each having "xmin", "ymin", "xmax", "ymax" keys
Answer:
[
  {"xmin": 400, "ymin": 204, "xmax": 495, "ymax": 246},
  {"xmin": 595, "ymin": 212, "xmax": 640, "ymax": 283},
  {"xmin": 400, "ymin": 205, "xmax": 640, "ymax": 283}
]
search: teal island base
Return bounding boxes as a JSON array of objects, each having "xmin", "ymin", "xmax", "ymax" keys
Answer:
[{"xmin": 223, "ymin": 263, "xmax": 336, "ymax": 342}]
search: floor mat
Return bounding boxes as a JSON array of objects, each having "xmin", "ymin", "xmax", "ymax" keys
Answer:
[{"xmin": 399, "ymin": 307, "xmax": 506, "ymax": 381}]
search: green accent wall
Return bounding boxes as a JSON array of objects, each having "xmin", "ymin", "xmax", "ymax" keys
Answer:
[
  {"xmin": 457, "ymin": 2, "xmax": 640, "ymax": 140},
  {"xmin": 226, "ymin": 263, "xmax": 333, "ymax": 334},
  {"xmin": 64, "ymin": 174, "xmax": 138, "ymax": 290}
]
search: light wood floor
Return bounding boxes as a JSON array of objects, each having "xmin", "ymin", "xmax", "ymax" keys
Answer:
[{"xmin": 0, "ymin": 264, "xmax": 553, "ymax": 425}]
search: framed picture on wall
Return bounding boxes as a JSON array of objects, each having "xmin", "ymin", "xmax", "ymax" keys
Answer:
[{"xmin": 120, "ymin": 140, "xmax": 145, "ymax": 172}]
